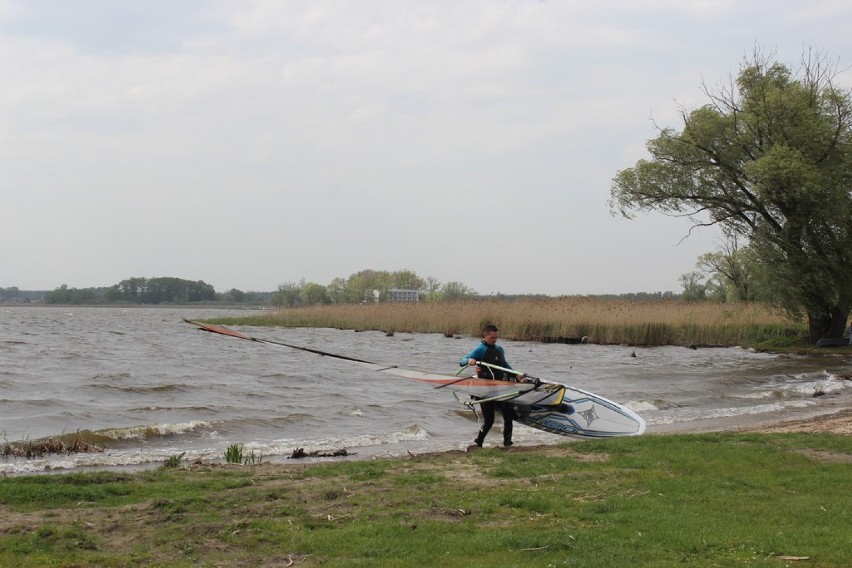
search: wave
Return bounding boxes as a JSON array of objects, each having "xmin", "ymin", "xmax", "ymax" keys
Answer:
[
  {"xmin": 90, "ymin": 372, "xmax": 135, "ymax": 381},
  {"xmin": 212, "ymin": 414, "xmax": 316, "ymax": 431},
  {"xmin": 650, "ymin": 399, "xmax": 818, "ymax": 425},
  {"xmin": 87, "ymin": 383, "xmax": 193, "ymax": 394},
  {"xmin": 244, "ymin": 424, "xmax": 430, "ymax": 456},
  {"xmin": 731, "ymin": 370, "xmax": 850, "ymax": 400},
  {"xmin": 0, "ymin": 398, "xmax": 64, "ymax": 408},
  {"xmin": 344, "ymin": 406, "xmax": 364, "ymax": 417},
  {"xmin": 705, "ymin": 400, "xmax": 816, "ymax": 418},
  {"xmin": 625, "ymin": 400, "xmax": 658, "ymax": 412},
  {"xmin": 126, "ymin": 405, "xmax": 217, "ymax": 413},
  {"xmin": 77, "ymin": 420, "xmax": 215, "ymax": 443}
]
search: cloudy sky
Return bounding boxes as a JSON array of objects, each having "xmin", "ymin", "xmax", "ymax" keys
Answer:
[{"xmin": 1, "ymin": 1, "xmax": 850, "ymax": 295}]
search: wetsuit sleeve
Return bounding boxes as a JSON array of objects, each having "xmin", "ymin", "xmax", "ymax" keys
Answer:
[
  {"xmin": 460, "ymin": 344, "xmax": 486, "ymax": 367},
  {"xmin": 497, "ymin": 345, "xmax": 513, "ymax": 370}
]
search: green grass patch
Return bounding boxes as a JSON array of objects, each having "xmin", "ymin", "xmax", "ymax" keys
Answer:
[{"xmin": 1, "ymin": 433, "xmax": 850, "ymax": 566}]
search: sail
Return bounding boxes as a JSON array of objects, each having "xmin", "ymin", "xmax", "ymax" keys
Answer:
[{"xmin": 185, "ymin": 320, "xmax": 645, "ymax": 439}]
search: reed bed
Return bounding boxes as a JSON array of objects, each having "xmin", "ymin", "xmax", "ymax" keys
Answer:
[{"xmin": 214, "ymin": 298, "xmax": 799, "ymax": 347}]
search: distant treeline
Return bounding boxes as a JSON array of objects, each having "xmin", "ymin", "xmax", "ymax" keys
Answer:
[
  {"xmin": 0, "ymin": 287, "xmax": 46, "ymax": 303},
  {"xmin": 41, "ymin": 278, "xmax": 223, "ymax": 305},
  {"xmin": 5, "ymin": 271, "xmax": 681, "ymax": 306}
]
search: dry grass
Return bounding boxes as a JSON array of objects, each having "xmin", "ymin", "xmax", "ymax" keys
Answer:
[
  {"xmin": 2, "ymin": 432, "xmax": 103, "ymax": 458},
  {"xmin": 218, "ymin": 298, "xmax": 798, "ymax": 346}
]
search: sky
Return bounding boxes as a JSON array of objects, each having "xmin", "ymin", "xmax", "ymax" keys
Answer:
[{"xmin": 2, "ymin": 1, "xmax": 851, "ymax": 296}]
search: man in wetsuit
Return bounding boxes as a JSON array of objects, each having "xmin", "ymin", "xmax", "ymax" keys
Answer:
[{"xmin": 459, "ymin": 324, "xmax": 525, "ymax": 447}]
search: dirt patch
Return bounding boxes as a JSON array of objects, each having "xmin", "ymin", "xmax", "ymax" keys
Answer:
[
  {"xmin": 744, "ymin": 408, "xmax": 852, "ymax": 435},
  {"xmin": 794, "ymin": 448, "xmax": 852, "ymax": 463}
]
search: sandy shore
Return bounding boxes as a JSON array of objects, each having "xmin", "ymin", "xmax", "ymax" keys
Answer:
[
  {"xmin": 739, "ymin": 407, "xmax": 852, "ymax": 435},
  {"xmin": 641, "ymin": 405, "xmax": 852, "ymax": 438}
]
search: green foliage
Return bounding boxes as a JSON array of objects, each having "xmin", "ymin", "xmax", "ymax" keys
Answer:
[
  {"xmin": 300, "ymin": 281, "xmax": 330, "ymax": 305},
  {"xmin": 0, "ymin": 287, "xmax": 44, "ymax": 303},
  {"xmin": 224, "ymin": 443, "xmax": 243, "ymax": 464},
  {"xmin": 440, "ymin": 281, "xmax": 476, "ymax": 301},
  {"xmin": 679, "ymin": 271, "xmax": 708, "ymax": 303},
  {"xmin": 0, "ymin": 286, "xmax": 20, "ymax": 300},
  {"xmin": 682, "ymin": 237, "xmax": 781, "ymax": 304},
  {"xmin": 221, "ymin": 443, "xmax": 262, "ymax": 465},
  {"xmin": 271, "ymin": 280, "xmax": 304, "ymax": 308},
  {"xmin": 45, "ymin": 277, "xmax": 216, "ymax": 305},
  {"xmin": 43, "ymin": 284, "xmax": 108, "ymax": 304},
  {"xmin": 107, "ymin": 276, "xmax": 216, "ymax": 304},
  {"xmin": 27, "ymin": 268, "xmax": 478, "ymax": 306},
  {"xmin": 612, "ymin": 47, "xmax": 852, "ymax": 342},
  {"xmin": 268, "ymin": 269, "xmax": 476, "ymax": 307},
  {"xmin": 160, "ymin": 452, "xmax": 186, "ymax": 470}
]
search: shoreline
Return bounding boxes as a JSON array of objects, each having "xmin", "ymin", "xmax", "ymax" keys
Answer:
[
  {"xmin": 161, "ymin": 408, "xmax": 852, "ymax": 477},
  {"xmin": 6, "ymin": 406, "xmax": 849, "ymax": 479}
]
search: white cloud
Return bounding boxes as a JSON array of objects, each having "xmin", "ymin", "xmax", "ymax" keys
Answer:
[{"xmin": 1, "ymin": 0, "xmax": 850, "ymax": 294}]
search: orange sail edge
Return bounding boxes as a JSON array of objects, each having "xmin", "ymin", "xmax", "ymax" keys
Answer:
[{"xmin": 184, "ymin": 319, "xmax": 255, "ymax": 341}]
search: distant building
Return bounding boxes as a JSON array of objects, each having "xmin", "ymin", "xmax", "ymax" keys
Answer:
[{"xmin": 386, "ymin": 288, "xmax": 424, "ymax": 303}]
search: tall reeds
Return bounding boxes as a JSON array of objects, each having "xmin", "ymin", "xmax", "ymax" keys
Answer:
[{"xmin": 213, "ymin": 298, "xmax": 800, "ymax": 346}]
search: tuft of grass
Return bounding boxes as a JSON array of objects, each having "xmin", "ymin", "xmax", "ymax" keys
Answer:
[
  {"xmin": 243, "ymin": 448, "xmax": 263, "ymax": 465},
  {"xmin": 223, "ymin": 444, "xmax": 264, "ymax": 466},
  {"xmin": 224, "ymin": 443, "xmax": 243, "ymax": 464},
  {"xmin": 160, "ymin": 452, "xmax": 186, "ymax": 470}
]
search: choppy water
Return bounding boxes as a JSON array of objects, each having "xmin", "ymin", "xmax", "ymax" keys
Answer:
[{"xmin": 2, "ymin": 306, "xmax": 851, "ymax": 475}]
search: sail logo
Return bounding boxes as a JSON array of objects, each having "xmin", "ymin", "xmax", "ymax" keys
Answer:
[{"xmin": 579, "ymin": 406, "xmax": 599, "ymax": 426}]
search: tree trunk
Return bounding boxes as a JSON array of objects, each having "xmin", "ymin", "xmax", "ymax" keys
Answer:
[{"xmin": 807, "ymin": 306, "xmax": 850, "ymax": 344}]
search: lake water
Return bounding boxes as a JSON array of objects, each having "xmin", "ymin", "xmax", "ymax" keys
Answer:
[{"xmin": 2, "ymin": 306, "xmax": 851, "ymax": 475}]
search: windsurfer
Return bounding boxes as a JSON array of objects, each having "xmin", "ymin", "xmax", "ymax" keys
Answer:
[{"xmin": 460, "ymin": 324, "xmax": 526, "ymax": 447}]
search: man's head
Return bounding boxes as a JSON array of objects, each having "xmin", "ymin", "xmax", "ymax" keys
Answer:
[{"xmin": 481, "ymin": 324, "xmax": 499, "ymax": 346}]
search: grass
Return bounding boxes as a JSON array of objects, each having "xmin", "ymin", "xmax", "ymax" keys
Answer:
[
  {"xmin": 161, "ymin": 452, "xmax": 186, "ymax": 470},
  {"xmin": 208, "ymin": 298, "xmax": 804, "ymax": 347},
  {"xmin": 224, "ymin": 443, "xmax": 244, "ymax": 464},
  {"xmin": 224, "ymin": 444, "xmax": 263, "ymax": 466},
  {"xmin": 1, "ymin": 433, "xmax": 850, "ymax": 567}
]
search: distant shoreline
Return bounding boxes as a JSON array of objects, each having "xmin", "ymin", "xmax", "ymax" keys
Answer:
[
  {"xmin": 1, "ymin": 303, "xmax": 270, "ymax": 310},
  {"xmin": 6, "ymin": 300, "xmax": 845, "ymax": 353}
]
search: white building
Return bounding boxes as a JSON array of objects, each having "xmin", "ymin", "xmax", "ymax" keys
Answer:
[{"xmin": 386, "ymin": 288, "xmax": 424, "ymax": 303}]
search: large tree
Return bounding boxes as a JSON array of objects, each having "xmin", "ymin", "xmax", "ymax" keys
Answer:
[{"xmin": 611, "ymin": 49, "xmax": 852, "ymax": 343}]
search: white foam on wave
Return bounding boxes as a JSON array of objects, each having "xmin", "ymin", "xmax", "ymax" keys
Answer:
[
  {"xmin": 648, "ymin": 399, "xmax": 818, "ymax": 425},
  {"xmin": 249, "ymin": 424, "xmax": 430, "ymax": 455},
  {"xmin": 98, "ymin": 420, "xmax": 213, "ymax": 440},
  {"xmin": 625, "ymin": 400, "xmax": 658, "ymax": 412},
  {"xmin": 729, "ymin": 370, "xmax": 851, "ymax": 401},
  {"xmin": 0, "ymin": 446, "xmax": 203, "ymax": 475},
  {"xmin": 797, "ymin": 379, "xmax": 848, "ymax": 396},
  {"xmin": 0, "ymin": 424, "xmax": 432, "ymax": 475},
  {"xmin": 733, "ymin": 391, "xmax": 785, "ymax": 400},
  {"xmin": 703, "ymin": 399, "xmax": 816, "ymax": 419}
]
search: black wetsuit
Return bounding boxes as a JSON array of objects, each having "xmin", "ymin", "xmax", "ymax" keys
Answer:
[{"xmin": 466, "ymin": 341, "xmax": 515, "ymax": 446}]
